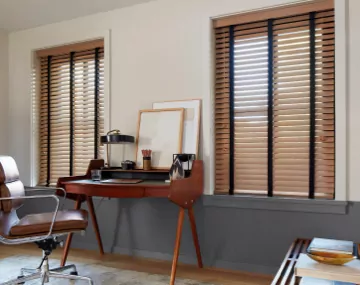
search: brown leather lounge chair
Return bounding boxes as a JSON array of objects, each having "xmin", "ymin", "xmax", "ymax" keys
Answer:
[{"xmin": 0, "ymin": 156, "xmax": 93, "ymax": 284}]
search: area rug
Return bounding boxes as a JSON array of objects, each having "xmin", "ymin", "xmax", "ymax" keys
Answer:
[{"xmin": 0, "ymin": 255, "xmax": 215, "ymax": 285}]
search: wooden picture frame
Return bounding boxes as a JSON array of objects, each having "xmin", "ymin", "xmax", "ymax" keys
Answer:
[
  {"xmin": 153, "ymin": 99, "xmax": 201, "ymax": 158},
  {"xmin": 135, "ymin": 108, "xmax": 185, "ymax": 169}
]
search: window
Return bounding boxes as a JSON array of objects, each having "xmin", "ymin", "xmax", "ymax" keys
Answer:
[
  {"xmin": 214, "ymin": 0, "xmax": 335, "ymax": 199},
  {"xmin": 38, "ymin": 41, "xmax": 104, "ymax": 186}
]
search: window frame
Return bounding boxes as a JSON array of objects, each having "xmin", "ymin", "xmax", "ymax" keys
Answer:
[
  {"xmin": 210, "ymin": 0, "xmax": 348, "ymax": 201},
  {"xmin": 37, "ymin": 46, "xmax": 104, "ymax": 186},
  {"xmin": 30, "ymin": 32, "xmax": 111, "ymax": 187}
]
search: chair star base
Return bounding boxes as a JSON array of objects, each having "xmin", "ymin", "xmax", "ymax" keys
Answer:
[
  {"xmin": 0, "ymin": 238, "xmax": 93, "ymax": 285},
  {"xmin": 2, "ymin": 269, "xmax": 93, "ymax": 285}
]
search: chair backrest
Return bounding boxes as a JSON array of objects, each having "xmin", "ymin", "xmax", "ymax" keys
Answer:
[
  {"xmin": 168, "ymin": 160, "xmax": 204, "ymax": 208},
  {"xmin": 85, "ymin": 159, "xmax": 105, "ymax": 178},
  {"xmin": 0, "ymin": 156, "xmax": 25, "ymax": 213}
]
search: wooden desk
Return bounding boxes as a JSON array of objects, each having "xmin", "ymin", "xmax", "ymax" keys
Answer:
[
  {"xmin": 58, "ymin": 160, "xmax": 204, "ymax": 285},
  {"xmin": 63, "ymin": 179, "xmax": 171, "ymax": 198},
  {"xmin": 59, "ymin": 179, "xmax": 172, "ymax": 266}
]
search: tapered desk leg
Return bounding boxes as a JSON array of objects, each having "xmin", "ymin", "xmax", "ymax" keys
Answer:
[
  {"xmin": 61, "ymin": 196, "xmax": 82, "ymax": 266},
  {"xmin": 188, "ymin": 206, "xmax": 203, "ymax": 268},
  {"xmin": 170, "ymin": 207, "xmax": 185, "ymax": 285},
  {"xmin": 86, "ymin": 196, "xmax": 105, "ymax": 255}
]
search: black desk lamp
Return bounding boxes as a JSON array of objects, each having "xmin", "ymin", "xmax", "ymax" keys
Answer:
[{"xmin": 100, "ymin": 129, "xmax": 135, "ymax": 168}]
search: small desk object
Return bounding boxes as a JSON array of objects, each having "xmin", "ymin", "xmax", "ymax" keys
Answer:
[{"xmin": 57, "ymin": 159, "xmax": 204, "ymax": 285}]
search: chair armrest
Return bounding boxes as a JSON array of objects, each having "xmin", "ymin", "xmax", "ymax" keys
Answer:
[
  {"xmin": 0, "ymin": 194, "xmax": 60, "ymax": 245},
  {"xmin": 25, "ymin": 186, "xmax": 67, "ymax": 209},
  {"xmin": 25, "ymin": 186, "xmax": 66, "ymax": 198}
]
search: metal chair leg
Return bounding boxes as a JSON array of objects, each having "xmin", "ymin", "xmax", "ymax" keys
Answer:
[
  {"xmin": 1, "ymin": 269, "xmax": 93, "ymax": 285},
  {"xmin": 1, "ymin": 252, "xmax": 92, "ymax": 285},
  {"xmin": 40, "ymin": 273, "xmax": 47, "ymax": 285},
  {"xmin": 50, "ymin": 264, "xmax": 77, "ymax": 273},
  {"xmin": 0, "ymin": 272, "xmax": 41, "ymax": 285},
  {"xmin": 49, "ymin": 272, "xmax": 94, "ymax": 285},
  {"xmin": 20, "ymin": 267, "xmax": 40, "ymax": 275}
]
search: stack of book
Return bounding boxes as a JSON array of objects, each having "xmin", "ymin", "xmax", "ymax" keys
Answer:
[
  {"xmin": 308, "ymin": 238, "xmax": 355, "ymax": 260},
  {"xmin": 300, "ymin": 278, "xmax": 356, "ymax": 285},
  {"xmin": 295, "ymin": 238, "xmax": 359, "ymax": 285}
]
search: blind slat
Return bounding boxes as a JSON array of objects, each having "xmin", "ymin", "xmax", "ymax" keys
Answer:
[
  {"xmin": 214, "ymin": 7, "xmax": 335, "ymax": 198},
  {"xmin": 38, "ymin": 46, "xmax": 104, "ymax": 186}
]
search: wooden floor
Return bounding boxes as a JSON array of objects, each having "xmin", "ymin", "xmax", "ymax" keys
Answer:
[{"xmin": 0, "ymin": 244, "xmax": 272, "ymax": 285}]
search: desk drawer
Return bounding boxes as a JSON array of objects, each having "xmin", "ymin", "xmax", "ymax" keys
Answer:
[
  {"xmin": 66, "ymin": 184, "xmax": 146, "ymax": 198},
  {"xmin": 144, "ymin": 187, "xmax": 170, "ymax": 198}
]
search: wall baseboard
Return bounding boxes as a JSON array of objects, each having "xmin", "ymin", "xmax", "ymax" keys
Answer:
[
  {"xmin": 71, "ymin": 241, "xmax": 276, "ymax": 275},
  {"xmin": 112, "ymin": 246, "xmax": 198, "ymax": 265},
  {"xmin": 210, "ymin": 260, "xmax": 277, "ymax": 276},
  {"xmin": 71, "ymin": 241, "xmax": 113, "ymax": 253},
  {"xmin": 71, "ymin": 241, "xmax": 197, "ymax": 264}
]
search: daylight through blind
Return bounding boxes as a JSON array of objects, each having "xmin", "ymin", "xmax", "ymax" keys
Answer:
[
  {"xmin": 214, "ymin": 6, "xmax": 335, "ymax": 198},
  {"xmin": 39, "ymin": 46, "xmax": 104, "ymax": 186}
]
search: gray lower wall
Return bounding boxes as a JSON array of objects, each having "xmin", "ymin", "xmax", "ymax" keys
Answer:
[{"xmin": 18, "ymin": 197, "xmax": 360, "ymax": 276}]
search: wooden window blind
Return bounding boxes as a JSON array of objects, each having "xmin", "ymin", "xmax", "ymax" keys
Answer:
[
  {"xmin": 214, "ymin": 1, "xmax": 335, "ymax": 199},
  {"xmin": 39, "ymin": 45, "xmax": 104, "ymax": 186}
]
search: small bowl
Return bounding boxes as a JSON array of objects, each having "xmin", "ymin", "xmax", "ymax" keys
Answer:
[
  {"xmin": 307, "ymin": 253, "xmax": 356, "ymax": 265},
  {"xmin": 121, "ymin": 161, "xmax": 135, "ymax": 170},
  {"xmin": 176, "ymin": 154, "xmax": 191, "ymax": 162}
]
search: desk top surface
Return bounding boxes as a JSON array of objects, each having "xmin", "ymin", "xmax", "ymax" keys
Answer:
[{"xmin": 62, "ymin": 179, "xmax": 170, "ymax": 188}]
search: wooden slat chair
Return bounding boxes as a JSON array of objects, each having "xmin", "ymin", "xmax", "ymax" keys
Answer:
[
  {"xmin": 168, "ymin": 160, "xmax": 204, "ymax": 285},
  {"xmin": 57, "ymin": 159, "xmax": 105, "ymax": 202},
  {"xmin": 271, "ymin": 239, "xmax": 311, "ymax": 285}
]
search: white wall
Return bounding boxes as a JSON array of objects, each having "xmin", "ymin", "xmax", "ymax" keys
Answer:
[
  {"xmin": 7, "ymin": 0, "xmax": 352, "ymax": 198},
  {"xmin": 348, "ymin": 0, "xmax": 360, "ymax": 201},
  {"xmin": 0, "ymin": 29, "xmax": 8, "ymax": 154}
]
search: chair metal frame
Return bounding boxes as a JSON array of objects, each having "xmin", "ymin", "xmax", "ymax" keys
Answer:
[{"xmin": 0, "ymin": 186, "xmax": 93, "ymax": 285}]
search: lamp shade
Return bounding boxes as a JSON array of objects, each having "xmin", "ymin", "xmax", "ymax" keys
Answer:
[
  {"xmin": 100, "ymin": 129, "xmax": 135, "ymax": 145},
  {"xmin": 101, "ymin": 134, "xmax": 135, "ymax": 144}
]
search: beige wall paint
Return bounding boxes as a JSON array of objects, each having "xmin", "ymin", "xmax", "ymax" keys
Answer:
[
  {"xmin": 348, "ymin": 0, "xmax": 360, "ymax": 201},
  {"xmin": 0, "ymin": 30, "xmax": 8, "ymax": 154},
  {"xmin": 7, "ymin": 0, "xmax": 351, "ymax": 199}
]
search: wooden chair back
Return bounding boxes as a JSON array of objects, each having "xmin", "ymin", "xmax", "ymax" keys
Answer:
[
  {"xmin": 168, "ymin": 160, "xmax": 203, "ymax": 208},
  {"xmin": 57, "ymin": 159, "xmax": 105, "ymax": 201}
]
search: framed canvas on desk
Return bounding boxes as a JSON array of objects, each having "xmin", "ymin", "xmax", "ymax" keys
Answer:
[
  {"xmin": 152, "ymin": 99, "xmax": 201, "ymax": 158},
  {"xmin": 135, "ymin": 108, "xmax": 185, "ymax": 169}
]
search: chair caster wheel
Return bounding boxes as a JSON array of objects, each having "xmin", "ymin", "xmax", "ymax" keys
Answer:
[
  {"xmin": 70, "ymin": 271, "xmax": 78, "ymax": 276},
  {"xmin": 17, "ymin": 275, "xmax": 25, "ymax": 284}
]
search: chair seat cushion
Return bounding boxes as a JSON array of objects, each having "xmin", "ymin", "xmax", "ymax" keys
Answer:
[{"xmin": 10, "ymin": 209, "xmax": 88, "ymax": 237}]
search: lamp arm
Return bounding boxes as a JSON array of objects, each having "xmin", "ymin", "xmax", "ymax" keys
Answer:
[{"xmin": 107, "ymin": 129, "xmax": 121, "ymax": 135}]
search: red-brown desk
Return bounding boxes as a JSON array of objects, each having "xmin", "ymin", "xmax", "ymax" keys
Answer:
[{"xmin": 58, "ymin": 172, "xmax": 203, "ymax": 285}]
